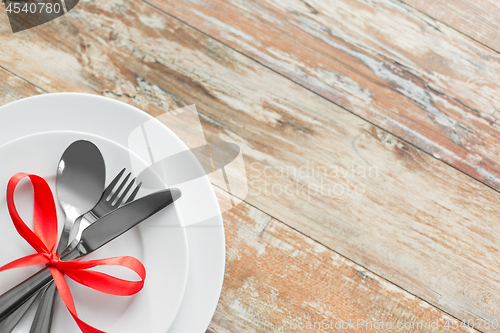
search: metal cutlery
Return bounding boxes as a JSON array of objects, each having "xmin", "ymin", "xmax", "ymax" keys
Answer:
[
  {"xmin": 0, "ymin": 140, "xmax": 106, "ymax": 332},
  {"xmin": 55, "ymin": 140, "xmax": 106, "ymax": 254},
  {"xmin": 30, "ymin": 168, "xmax": 141, "ymax": 333},
  {"xmin": 0, "ymin": 187, "xmax": 181, "ymax": 321},
  {"xmin": 0, "ymin": 293, "xmax": 38, "ymax": 332},
  {"xmin": 62, "ymin": 169, "xmax": 140, "ymax": 256}
]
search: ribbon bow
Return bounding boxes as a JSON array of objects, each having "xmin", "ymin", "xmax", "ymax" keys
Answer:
[{"xmin": 0, "ymin": 173, "xmax": 146, "ymax": 333}]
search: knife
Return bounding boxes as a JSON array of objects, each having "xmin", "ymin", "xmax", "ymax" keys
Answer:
[
  {"xmin": 0, "ymin": 292, "xmax": 38, "ymax": 332},
  {"xmin": 0, "ymin": 187, "xmax": 181, "ymax": 321}
]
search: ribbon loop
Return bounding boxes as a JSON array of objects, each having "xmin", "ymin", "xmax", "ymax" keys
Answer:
[{"xmin": 0, "ymin": 173, "xmax": 146, "ymax": 333}]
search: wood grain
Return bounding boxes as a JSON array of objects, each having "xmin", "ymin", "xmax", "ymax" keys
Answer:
[
  {"xmin": 147, "ymin": 0, "xmax": 500, "ymax": 194},
  {"xmin": 0, "ymin": 0, "xmax": 497, "ymax": 330},
  {"xmin": 405, "ymin": 0, "xmax": 500, "ymax": 52},
  {"xmin": 0, "ymin": 67, "xmax": 42, "ymax": 104},
  {"xmin": 0, "ymin": 55, "xmax": 468, "ymax": 333},
  {"xmin": 211, "ymin": 190, "xmax": 473, "ymax": 332}
]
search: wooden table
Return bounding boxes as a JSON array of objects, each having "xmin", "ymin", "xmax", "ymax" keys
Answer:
[{"xmin": 1, "ymin": 0, "xmax": 500, "ymax": 332}]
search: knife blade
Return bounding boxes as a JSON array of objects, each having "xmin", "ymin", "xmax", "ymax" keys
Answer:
[
  {"xmin": 64, "ymin": 187, "xmax": 181, "ymax": 258},
  {"xmin": 0, "ymin": 188, "xmax": 181, "ymax": 321}
]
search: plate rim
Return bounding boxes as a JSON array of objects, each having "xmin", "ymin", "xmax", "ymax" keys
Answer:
[
  {"xmin": 0, "ymin": 129, "xmax": 190, "ymax": 332},
  {"xmin": 0, "ymin": 92, "xmax": 225, "ymax": 333}
]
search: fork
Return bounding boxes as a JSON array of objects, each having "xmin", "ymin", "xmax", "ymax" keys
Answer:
[
  {"xmin": 0, "ymin": 169, "xmax": 141, "ymax": 333},
  {"xmin": 31, "ymin": 168, "xmax": 142, "ymax": 333},
  {"xmin": 61, "ymin": 168, "xmax": 141, "ymax": 257}
]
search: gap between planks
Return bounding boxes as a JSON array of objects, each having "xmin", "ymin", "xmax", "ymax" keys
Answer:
[
  {"xmin": 141, "ymin": 0, "xmax": 500, "ymax": 201},
  {"xmin": 402, "ymin": 0, "xmax": 500, "ymax": 56},
  {"xmin": 0, "ymin": 63, "xmax": 479, "ymax": 332},
  {"xmin": 0, "ymin": 0, "xmax": 500, "ymax": 326},
  {"xmin": 211, "ymin": 184, "xmax": 482, "ymax": 333}
]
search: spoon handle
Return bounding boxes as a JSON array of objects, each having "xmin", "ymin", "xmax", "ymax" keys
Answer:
[
  {"xmin": 29, "ymin": 283, "xmax": 57, "ymax": 333},
  {"xmin": 0, "ymin": 248, "xmax": 80, "ymax": 321},
  {"xmin": 0, "ymin": 269, "xmax": 53, "ymax": 322},
  {"xmin": 0, "ymin": 291, "xmax": 40, "ymax": 332},
  {"xmin": 27, "ymin": 215, "xmax": 79, "ymax": 333}
]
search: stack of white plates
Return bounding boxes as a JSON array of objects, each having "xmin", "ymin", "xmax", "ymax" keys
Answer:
[{"xmin": 0, "ymin": 93, "xmax": 224, "ymax": 333}]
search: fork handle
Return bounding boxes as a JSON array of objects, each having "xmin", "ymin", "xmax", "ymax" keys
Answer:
[
  {"xmin": 30, "ymin": 282, "xmax": 57, "ymax": 333},
  {"xmin": 0, "ymin": 268, "xmax": 53, "ymax": 322},
  {"xmin": 0, "ymin": 247, "xmax": 80, "ymax": 321},
  {"xmin": 0, "ymin": 290, "xmax": 39, "ymax": 332}
]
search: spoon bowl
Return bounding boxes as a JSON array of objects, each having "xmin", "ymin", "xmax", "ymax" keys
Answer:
[
  {"xmin": 28, "ymin": 140, "xmax": 106, "ymax": 333},
  {"xmin": 56, "ymin": 140, "xmax": 106, "ymax": 249},
  {"xmin": 0, "ymin": 140, "xmax": 106, "ymax": 333}
]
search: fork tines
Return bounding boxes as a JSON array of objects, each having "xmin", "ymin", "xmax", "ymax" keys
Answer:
[{"xmin": 106, "ymin": 168, "xmax": 142, "ymax": 206}]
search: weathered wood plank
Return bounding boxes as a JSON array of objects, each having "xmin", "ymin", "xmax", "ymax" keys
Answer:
[
  {"xmin": 212, "ymin": 191, "xmax": 474, "ymax": 332},
  {"xmin": 147, "ymin": 0, "xmax": 500, "ymax": 194},
  {"xmin": 0, "ymin": 0, "xmax": 498, "ymax": 329},
  {"xmin": 0, "ymin": 67, "xmax": 42, "ymax": 104},
  {"xmin": 0, "ymin": 57, "xmax": 467, "ymax": 333},
  {"xmin": 405, "ymin": 0, "xmax": 500, "ymax": 53}
]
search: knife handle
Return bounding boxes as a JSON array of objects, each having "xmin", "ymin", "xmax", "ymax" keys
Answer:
[
  {"xmin": 0, "ymin": 268, "xmax": 52, "ymax": 322},
  {"xmin": 0, "ymin": 246, "xmax": 80, "ymax": 321},
  {"xmin": 29, "ymin": 282, "xmax": 57, "ymax": 333},
  {"xmin": 0, "ymin": 290, "xmax": 39, "ymax": 332}
]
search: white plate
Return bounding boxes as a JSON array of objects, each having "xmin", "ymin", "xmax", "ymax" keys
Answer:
[
  {"xmin": 0, "ymin": 93, "xmax": 225, "ymax": 333},
  {"xmin": 0, "ymin": 131, "xmax": 188, "ymax": 333}
]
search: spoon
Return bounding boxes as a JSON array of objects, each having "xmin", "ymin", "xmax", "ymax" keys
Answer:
[
  {"xmin": 32, "ymin": 140, "xmax": 106, "ymax": 333},
  {"xmin": 54, "ymin": 140, "xmax": 106, "ymax": 252},
  {"xmin": 0, "ymin": 140, "xmax": 105, "ymax": 332}
]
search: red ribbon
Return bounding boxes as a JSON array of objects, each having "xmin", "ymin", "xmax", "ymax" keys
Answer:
[{"xmin": 0, "ymin": 173, "xmax": 146, "ymax": 333}]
